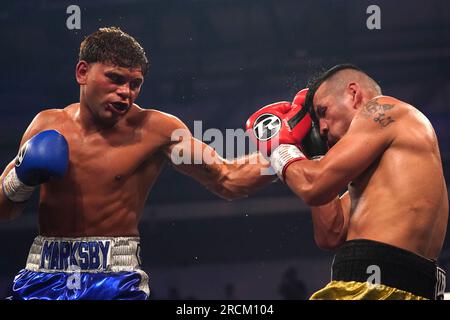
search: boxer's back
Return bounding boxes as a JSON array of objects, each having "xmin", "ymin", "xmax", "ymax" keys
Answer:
[
  {"xmin": 34, "ymin": 104, "xmax": 169, "ymax": 237},
  {"xmin": 347, "ymin": 97, "xmax": 448, "ymax": 259}
]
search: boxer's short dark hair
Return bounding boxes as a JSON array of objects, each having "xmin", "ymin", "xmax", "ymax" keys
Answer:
[
  {"xmin": 304, "ymin": 63, "xmax": 362, "ymax": 121},
  {"xmin": 79, "ymin": 27, "xmax": 149, "ymax": 75}
]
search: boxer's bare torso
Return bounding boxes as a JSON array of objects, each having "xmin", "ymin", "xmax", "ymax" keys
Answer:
[
  {"xmin": 0, "ymin": 62, "xmax": 273, "ymax": 238},
  {"xmin": 12, "ymin": 104, "xmax": 179, "ymax": 236},
  {"xmin": 345, "ymin": 97, "xmax": 448, "ymax": 259}
]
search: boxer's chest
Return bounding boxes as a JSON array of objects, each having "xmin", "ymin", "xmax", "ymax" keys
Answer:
[{"xmin": 62, "ymin": 128, "xmax": 163, "ymax": 182}]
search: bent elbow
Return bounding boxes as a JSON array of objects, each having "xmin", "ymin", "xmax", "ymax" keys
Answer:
[
  {"xmin": 216, "ymin": 192, "xmax": 241, "ymax": 202},
  {"xmin": 315, "ymin": 239, "xmax": 341, "ymax": 251},
  {"xmin": 303, "ymin": 194, "xmax": 322, "ymax": 207},
  {"xmin": 214, "ymin": 170, "xmax": 249, "ymax": 201},
  {"xmin": 314, "ymin": 234, "xmax": 345, "ymax": 251},
  {"xmin": 302, "ymin": 186, "xmax": 336, "ymax": 207},
  {"xmin": 314, "ymin": 224, "xmax": 347, "ymax": 251},
  {"xmin": 301, "ymin": 189, "xmax": 325, "ymax": 207},
  {"xmin": 218, "ymin": 187, "xmax": 248, "ymax": 201},
  {"xmin": 210, "ymin": 182, "xmax": 248, "ymax": 201}
]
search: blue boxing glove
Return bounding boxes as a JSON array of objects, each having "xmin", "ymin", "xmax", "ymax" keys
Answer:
[{"xmin": 2, "ymin": 130, "xmax": 69, "ymax": 202}]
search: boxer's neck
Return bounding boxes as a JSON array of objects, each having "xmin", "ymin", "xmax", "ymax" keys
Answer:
[{"xmin": 76, "ymin": 101, "xmax": 120, "ymax": 134}]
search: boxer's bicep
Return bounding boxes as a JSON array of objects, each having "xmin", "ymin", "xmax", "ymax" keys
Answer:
[
  {"xmin": 158, "ymin": 114, "xmax": 241, "ymax": 196},
  {"xmin": 328, "ymin": 98, "xmax": 398, "ymax": 176},
  {"xmin": 324, "ymin": 122, "xmax": 391, "ymax": 180},
  {"xmin": 168, "ymin": 136, "xmax": 225, "ymax": 175},
  {"xmin": 167, "ymin": 135, "xmax": 272, "ymax": 199},
  {"xmin": 165, "ymin": 130, "xmax": 229, "ymax": 188}
]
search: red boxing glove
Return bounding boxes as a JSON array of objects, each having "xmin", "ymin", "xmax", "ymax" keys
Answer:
[
  {"xmin": 245, "ymin": 88, "xmax": 312, "ymax": 180},
  {"xmin": 246, "ymin": 95, "xmax": 312, "ymax": 155},
  {"xmin": 246, "ymin": 101, "xmax": 291, "ymax": 156},
  {"xmin": 288, "ymin": 88, "xmax": 311, "ymax": 148}
]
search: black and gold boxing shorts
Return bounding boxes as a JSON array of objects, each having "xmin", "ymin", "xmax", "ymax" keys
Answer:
[{"xmin": 310, "ymin": 239, "xmax": 446, "ymax": 300}]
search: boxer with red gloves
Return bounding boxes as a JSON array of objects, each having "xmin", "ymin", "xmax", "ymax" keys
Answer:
[{"xmin": 246, "ymin": 63, "xmax": 448, "ymax": 300}]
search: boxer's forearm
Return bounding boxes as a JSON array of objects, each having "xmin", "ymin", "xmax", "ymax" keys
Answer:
[
  {"xmin": 284, "ymin": 160, "xmax": 342, "ymax": 206},
  {"xmin": 0, "ymin": 187, "xmax": 27, "ymax": 221},
  {"xmin": 310, "ymin": 192, "xmax": 349, "ymax": 250},
  {"xmin": 283, "ymin": 160, "xmax": 324, "ymax": 205},
  {"xmin": 169, "ymin": 137, "xmax": 276, "ymax": 200},
  {"xmin": 0, "ymin": 164, "xmax": 27, "ymax": 221},
  {"xmin": 218, "ymin": 153, "xmax": 276, "ymax": 199}
]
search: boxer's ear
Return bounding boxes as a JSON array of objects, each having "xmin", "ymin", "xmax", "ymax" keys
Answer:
[
  {"xmin": 348, "ymin": 82, "xmax": 362, "ymax": 110},
  {"xmin": 76, "ymin": 60, "xmax": 89, "ymax": 85}
]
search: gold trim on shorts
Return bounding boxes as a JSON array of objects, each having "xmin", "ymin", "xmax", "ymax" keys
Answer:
[{"xmin": 309, "ymin": 280, "xmax": 428, "ymax": 300}]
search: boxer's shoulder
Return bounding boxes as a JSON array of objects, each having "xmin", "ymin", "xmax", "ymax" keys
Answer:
[
  {"xmin": 137, "ymin": 107, "xmax": 189, "ymax": 137},
  {"xmin": 361, "ymin": 96, "xmax": 436, "ymax": 148},
  {"xmin": 364, "ymin": 95, "xmax": 406, "ymax": 113},
  {"xmin": 24, "ymin": 107, "xmax": 72, "ymax": 140},
  {"xmin": 34, "ymin": 107, "xmax": 69, "ymax": 124},
  {"xmin": 369, "ymin": 95, "xmax": 433, "ymax": 128},
  {"xmin": 357, "ymin": 95, "xmax": 410, "ymax": 126}
]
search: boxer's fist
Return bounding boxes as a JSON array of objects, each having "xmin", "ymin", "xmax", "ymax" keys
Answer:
[
  {"xmin": 246, "ymin": 90, "xmax": 312, "ymax": 157},
  {"xmin": 15, "ymin": 130, "xmax": 69, "ymax": 185},
  {"xmin": 2, "ymin": 130, "xmax": 69, "ymax": 202}
]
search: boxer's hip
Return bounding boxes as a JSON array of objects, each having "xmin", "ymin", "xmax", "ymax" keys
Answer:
[
  {"xmin": 11, "ymin": 236, "xmax": 149, "ymax": 300},
  {"xmin": 310, "ymin": 239, "xmax": 446, "ymax": 300}
]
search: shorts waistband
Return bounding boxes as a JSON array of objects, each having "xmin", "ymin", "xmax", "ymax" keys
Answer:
[
  {"xmin": 25, "ymin": 236, "xmax": 142, "ymax": 273},
  {"xmin": 331, "ymin": 239, "xmax": 446, "ymax": 300}
]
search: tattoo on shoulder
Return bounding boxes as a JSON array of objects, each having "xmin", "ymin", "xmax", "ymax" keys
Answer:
[{"xmin": 361, "ymin": 99, "xmax": 396, "ymax": 128}]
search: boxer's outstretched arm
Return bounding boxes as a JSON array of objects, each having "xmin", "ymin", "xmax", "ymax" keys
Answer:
[
  {"xmin": 283, "ymin": 96, "xmax": 398, "ymax": 205},
  {"xmin": 311, "ymin": 191, "xmax": 351, "ymax": 250},
  {"xmin": 160, "ymin": 114, "xmax": 276, "ymax": 200},
  {"xmin": 169, "ymin": 136, "xmax": 275, "ymax": 200}
]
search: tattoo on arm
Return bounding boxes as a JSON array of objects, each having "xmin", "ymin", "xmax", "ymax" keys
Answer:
[{"xmin": 361, "ymin": 100, "xmax": 396, "ymax": 128}]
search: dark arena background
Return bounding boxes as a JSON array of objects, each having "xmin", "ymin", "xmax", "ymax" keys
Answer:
[{"xmin": 0, "ymin": 0, "xmax": 449, "ymax": 300}]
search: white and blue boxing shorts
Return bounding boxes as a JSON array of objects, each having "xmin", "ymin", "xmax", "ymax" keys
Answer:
[{"xmin": 11, "ymin": 236, "xmax": 149, "ymax": 300}]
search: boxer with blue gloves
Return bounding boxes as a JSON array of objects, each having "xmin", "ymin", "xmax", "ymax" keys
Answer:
[
  {"xmin": 2, "ymin": 130, "xmax": 69, "ymax": 203},
  {"xmin": 0, "ymin": 27, "xmax": 277, "ymax": 300}
]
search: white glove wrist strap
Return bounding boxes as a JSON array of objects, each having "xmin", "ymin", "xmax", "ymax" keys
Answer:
[
  {"xmin": 270, "ymin": 144, "xmax": 306, "ymax": 181},
  {"xmin": 2, "ymin": 168, "xmax": 35, "ymax": 202}
]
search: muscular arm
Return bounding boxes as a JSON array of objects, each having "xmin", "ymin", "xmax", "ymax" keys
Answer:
[
  {"xmin": 161, "ymin": 114, "xmax": 276, "ymax": 200},
  {"xmin": 311, "ymin": 191, "xmax": 351, "ymax": 250},
  {"xmin": 0, "ymin": 110, "xmax": 55, "ymax": 221},
  {"xmin": 284, "ymin": 96, "xmax": 398, "ymax": 205}
]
